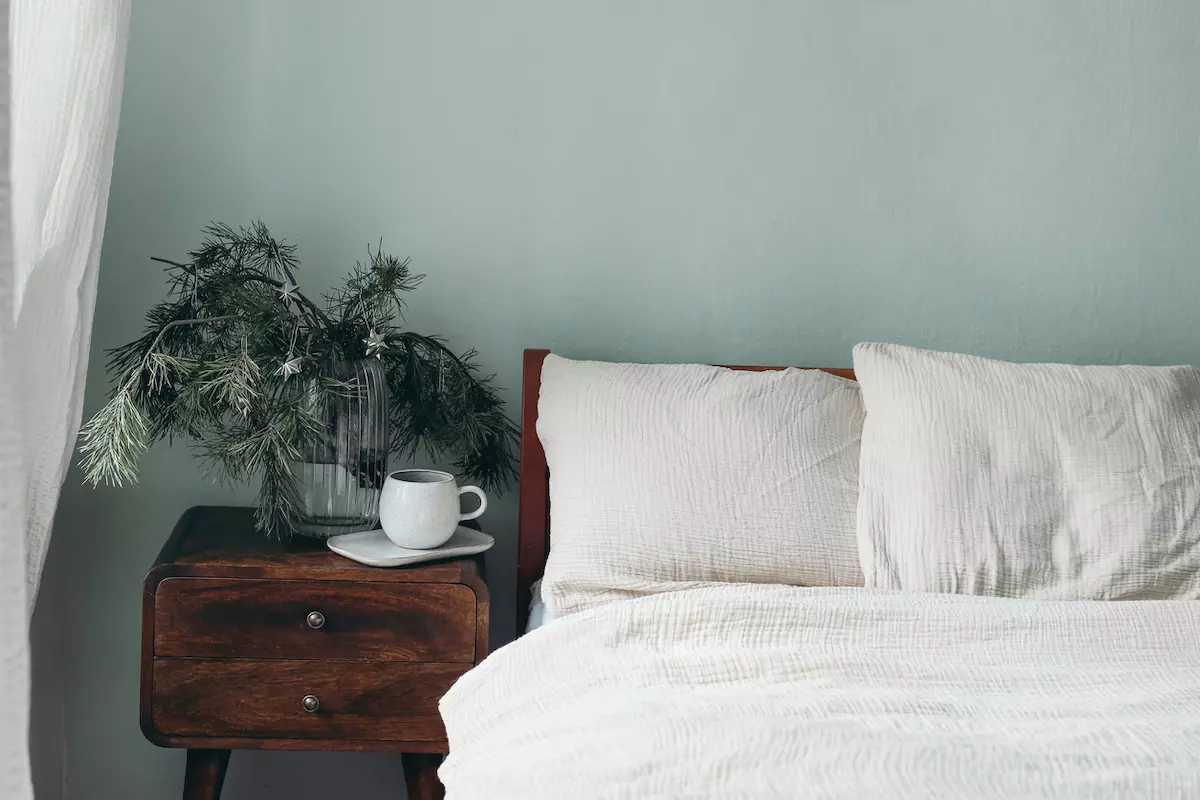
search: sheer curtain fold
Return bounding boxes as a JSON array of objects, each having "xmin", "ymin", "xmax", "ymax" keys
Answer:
[
  {"xmin": 2, "ymin": 0, "xmax": 130, "ymax": 796},
  {"xmin": 12, "ymin": 0, "xmax": 131, "ymax": 606},
  {"xmin": 1, "ymin": 3, "xmax": 33, "ymax": 795}
]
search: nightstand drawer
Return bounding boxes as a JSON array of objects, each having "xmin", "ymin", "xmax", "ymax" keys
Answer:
[
  {"xmin": 150, "ymin": 658, "xmax": 467, "ymax": 741},
  {"xmin": 154, "ymin": 577, "xmax": 477, "ymax": 662}
]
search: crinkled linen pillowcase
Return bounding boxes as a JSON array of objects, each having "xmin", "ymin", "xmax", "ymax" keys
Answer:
[
  {"xmin": 853, "ymin": 342, "xmax": 1200, "ymax": 600},
  {"xmin": 538, "ymin": 355, "xmax": 865, "ymax": 618},
  {"xmin": 539, "ymin": 346, "xmax": 1200, "ymax": 618}
]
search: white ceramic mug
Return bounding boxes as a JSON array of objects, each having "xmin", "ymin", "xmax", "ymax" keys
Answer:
[{"xmin": 378, "ymin": 469, "xmax": 487, "ymax": 550}]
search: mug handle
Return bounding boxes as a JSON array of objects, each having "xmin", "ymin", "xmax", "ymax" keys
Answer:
[{"xmin": 458, "ymin": 485, "xmax": 487, "ymax": 522}]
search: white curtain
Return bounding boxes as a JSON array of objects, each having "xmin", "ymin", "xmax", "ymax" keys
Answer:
[
  {"xmin": 1, "ymin": 0, "xmax": 130, "ymax": 795},
  {"xmin": 1, "ymin": 3, "xmax": 33, "ymax": 795},
  {"xmin": 11, "ymin": 0, "xmax": 131, "ymax": 605}
]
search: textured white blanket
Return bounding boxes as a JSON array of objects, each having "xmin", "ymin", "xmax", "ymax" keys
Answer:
[{"xmin": 439, "ymin": 585, "xmax": 1200, "ymax": 799}]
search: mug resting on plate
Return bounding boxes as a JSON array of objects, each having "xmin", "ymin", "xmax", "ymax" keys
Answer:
[{"xmin": 378, "ymin": 469, "xmax": 487, "ymax": 549}]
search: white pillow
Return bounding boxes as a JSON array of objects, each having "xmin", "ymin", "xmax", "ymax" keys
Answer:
[
  {"xmin": 854, "ymin": 342, "xmax": 1200, "ymax": 599},
  {"xmin": 538, "ymin": 354, "xmax": 864, "ymax": 617}
]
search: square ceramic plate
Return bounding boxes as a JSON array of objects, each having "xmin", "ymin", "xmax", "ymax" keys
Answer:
[{"xmin": 326, "ymin": 526, "xmax": 494, "ymax": 568}]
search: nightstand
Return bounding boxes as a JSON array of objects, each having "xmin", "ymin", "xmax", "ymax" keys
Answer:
[{"xmin": 141, "ymin": 506, "xmax": 488, "ymax": 800}]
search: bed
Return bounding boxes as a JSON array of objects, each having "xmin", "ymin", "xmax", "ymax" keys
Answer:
[{"xmin": 438, "ymin": 347, "xmax": 1200, "ymax": 799}]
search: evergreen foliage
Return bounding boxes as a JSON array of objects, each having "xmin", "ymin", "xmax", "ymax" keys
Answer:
[{"xmin": 79, "ymin": 222, "xmax": 518, "ymax": 536}]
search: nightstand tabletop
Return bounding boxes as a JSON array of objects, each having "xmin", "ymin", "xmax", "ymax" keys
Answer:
[{"xmin": 154, "ymin": 505, "xmax": 483, "ymax": 585}]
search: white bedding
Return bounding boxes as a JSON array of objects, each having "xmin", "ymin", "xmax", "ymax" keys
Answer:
[
  {"xmin": 525, "ymin": 579, "xmax": 554, "ymax": 632},
  {"xmin": 440, "ymin": 585, "xmax": 1200, "ymax": 799}
]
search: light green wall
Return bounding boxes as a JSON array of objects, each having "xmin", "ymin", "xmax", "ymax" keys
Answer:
[{"xmin": 53, "ymin": 1, "xmax": 1200, "ymax": 798}]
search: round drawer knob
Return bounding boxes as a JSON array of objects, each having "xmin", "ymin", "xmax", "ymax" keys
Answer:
[
  {"xmin": 306, "ymin": 611, "xmax": 325, "ymax": 630},
  {"xmin": 302, "ymin": 695, "xmax": 320, "ymax": 713}
]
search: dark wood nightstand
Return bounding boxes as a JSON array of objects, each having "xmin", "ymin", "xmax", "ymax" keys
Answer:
[{"xmin": 141, "ymin": 506, "xmax": 488, "ymax": 800}]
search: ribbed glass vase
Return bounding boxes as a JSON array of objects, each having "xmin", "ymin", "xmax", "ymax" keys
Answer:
[{"xmin": 294, "ymin": 358, "xmax": 389, "ymax": 538}]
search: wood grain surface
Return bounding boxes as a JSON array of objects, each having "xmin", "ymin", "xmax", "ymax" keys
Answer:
[
  {"xmin": 154, "ymin": 577, "xmax": 476, "ymax": 662},
  {"xmin": 151, "ymin": 506, "xmax": 483, "ymax": 584},
  {"xmin": 151, "ymin": 659, "xmax": 468, "ymax": 742},
  {"xmin": 141, "ymin": 503, "xmax": 489, "ymax": 800}
]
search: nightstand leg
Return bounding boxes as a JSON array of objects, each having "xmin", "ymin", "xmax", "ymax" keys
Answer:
[
  {"xmin": 402, "ymin": 752, "xmax": 444, "ymax": 800},
  {"xmin": 183, "ymin": 748, "xmax": 230, "ymax": 800}
]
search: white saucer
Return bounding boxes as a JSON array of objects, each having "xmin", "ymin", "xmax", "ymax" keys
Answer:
[{"xmin": 327, "ymin": 526, "xmax": 494, "ymax": 568}]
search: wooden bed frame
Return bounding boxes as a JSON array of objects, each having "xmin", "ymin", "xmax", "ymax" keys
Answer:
[{"xmin": 515, "ymin": 348, "xmax": 856, "ymax": 632}]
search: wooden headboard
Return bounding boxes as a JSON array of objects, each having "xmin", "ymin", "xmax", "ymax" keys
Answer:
[{"xmin": 515, "ymin": 348, "xmax": 856, "ymax": 632}]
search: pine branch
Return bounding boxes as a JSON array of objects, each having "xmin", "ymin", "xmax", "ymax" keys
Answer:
[
  {"xmin": 81, "ymin": 220, "xmax": 519, "ymax": 537},
  {"xmin": 246, "ymin": 401, "xmax": 322, "ymax": 537},
  {"xmin": 238, "ymin": 273, "xmax": 332, "ymax": 329},
  {"xmin": 78, "ymin": 389, "xmax": 150, "ymax": 486},
  {"xmin": 257, "ymin": 449, "xmax": 303, "ymax": 537},
  {"xmin": 106, "ymin": 298, "xmax": 205, "ymax": 380},
  {"xmin": 121, "ymin": 316, "xmax": 240, "ymax": 392},
  {"xmin": 197, "ymin": 351, "xmax": 261, "ymax": 416},
  {"xmin": 144, "ymin": 352, "xmax": 197, "ymax": 392},
  {"xmin": 382, "ymin": 332, "xmax": 518, "ymax": 493},
  {"xmin": 324, "ymin": 245, "xmax": 423, "ymax": 328}
]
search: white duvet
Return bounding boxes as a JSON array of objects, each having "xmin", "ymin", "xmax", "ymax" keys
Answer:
[{"xmin": 439, "ymin": 585, "xmax": 1200, "ymax": 799}]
